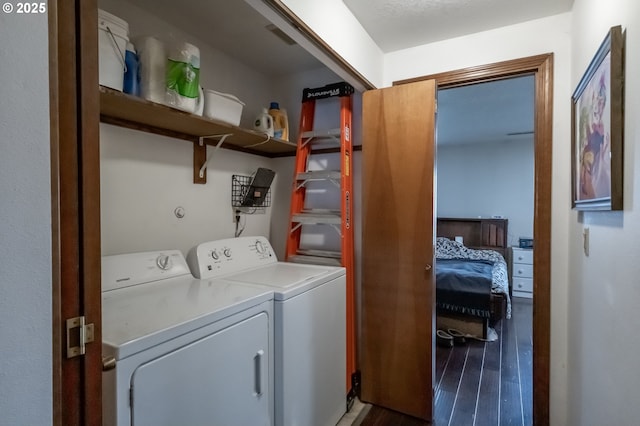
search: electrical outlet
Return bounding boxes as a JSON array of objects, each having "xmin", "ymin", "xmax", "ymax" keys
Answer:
[{"xmin": 233, "ymin": 209, "xmax": 242, "ymax": 223}]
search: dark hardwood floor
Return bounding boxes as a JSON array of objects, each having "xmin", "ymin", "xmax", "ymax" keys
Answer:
[{"xmin": 359, "ymin": 298, "xmax": 533, "ymax": 426}]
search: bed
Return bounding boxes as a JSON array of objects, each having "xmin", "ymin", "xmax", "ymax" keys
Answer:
[{"xmin": 435, "ymin": 218, "xmax": 512, "ymax": 325}]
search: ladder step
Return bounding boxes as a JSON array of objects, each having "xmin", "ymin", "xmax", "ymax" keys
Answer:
[
  {"xmin": 292, "ymin": 210, "xmax": 341, "ymax": 225},
  {"xmin": 301, "ymin": 128, "xmax": 341, "ymax": 142},
  {"xmin": 289, "ymin": 254, "xmax": 342, "ymax": 267},
  {"xmin": 296, "ymin": 171, "xmax": 341, "ymax": 181},
  {"xmin": 296, "ymin": 249, "xmax": 342, "ymax": 258}
]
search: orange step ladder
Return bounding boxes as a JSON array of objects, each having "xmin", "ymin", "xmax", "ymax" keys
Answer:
[{"xmin": 285, "ymin": 82, "xmax": 357, "ymax": 405}]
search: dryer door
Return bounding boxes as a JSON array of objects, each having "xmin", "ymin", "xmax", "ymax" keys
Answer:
[{"xmin": 130, "ymin": 312, "xmax": 270, "ymax": 426}]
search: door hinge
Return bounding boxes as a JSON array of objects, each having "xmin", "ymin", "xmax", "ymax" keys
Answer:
[{"xmin": 66, "ymin": 316, "xmax": 95, "ymax": 358}]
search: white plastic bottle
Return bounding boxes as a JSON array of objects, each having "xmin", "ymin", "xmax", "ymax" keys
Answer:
[{"xmin": 254, "ymin": 108, "xmax": 274, "ymax": 137}]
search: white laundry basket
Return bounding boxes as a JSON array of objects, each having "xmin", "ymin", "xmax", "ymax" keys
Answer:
[{"xmin": 98, "ymin": 9, "xmax": 129, "ymax": 91}]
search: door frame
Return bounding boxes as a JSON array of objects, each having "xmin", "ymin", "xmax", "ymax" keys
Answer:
[
  {"xmin": 51, "ymin": 0, "xmax": 103, "ymax": 425},
  {"xmin": 394, "ymin": 53, "xmax": 553, "ymax": 425}
]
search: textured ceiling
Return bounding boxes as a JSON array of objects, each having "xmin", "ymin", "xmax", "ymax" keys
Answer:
[{"xmin": 343, "ymin": 0, "xmax": 574, "ymax": 52}]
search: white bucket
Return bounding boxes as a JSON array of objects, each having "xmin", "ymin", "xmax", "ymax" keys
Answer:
[{"xmin": 98, "ymin": 9, "xmax": 129, "ymax": 91}]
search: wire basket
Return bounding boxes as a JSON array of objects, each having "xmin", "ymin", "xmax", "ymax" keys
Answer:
[{"xmin": 231, "ymin": 174, "xmax": 272, "ymax": 209}]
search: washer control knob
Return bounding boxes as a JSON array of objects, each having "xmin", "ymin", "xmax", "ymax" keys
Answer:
[
  {"xmin": 211, "ymin": 250, "xmax": 219, "ymax": 260},
  {"xmin": 223, "ymin": 248, "xmax": 232, "ymax": 258},
  {"xmin": 255, "ymin": 240, "xmax": 266, "ymax": 254},
  {"xmin": 156, "ymin": 254, "xmax": 172, "ymax": 270}
]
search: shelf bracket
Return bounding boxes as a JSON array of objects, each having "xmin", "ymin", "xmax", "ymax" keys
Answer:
[{"xmin": 195, "ymin": 134, "xmax": 233, "ymax": 183}]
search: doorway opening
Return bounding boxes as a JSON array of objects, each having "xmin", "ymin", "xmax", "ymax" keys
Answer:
[
  {"xmin": 383, "ymin": 53, "xmax": 552, "ymax": 425},
  {"xmin": 434, "ymin": 75, "xmax": 535, "ymax": 424}
]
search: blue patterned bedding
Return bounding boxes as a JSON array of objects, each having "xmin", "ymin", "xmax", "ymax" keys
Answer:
[{"xmin": 435, "ymin": 237, "xmax": 512, "ymax": 319}]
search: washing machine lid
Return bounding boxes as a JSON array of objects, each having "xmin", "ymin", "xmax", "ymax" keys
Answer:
[
  {"xmin": 102, "ymin": 276, "xmax": 273, "ymax": 360},
  {"xmin": 224, "ymin": 262, "xmax": 345, "ymax": 300}
]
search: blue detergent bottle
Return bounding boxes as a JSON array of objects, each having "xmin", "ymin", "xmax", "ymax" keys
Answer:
[{"xmin": 123, "ymin": 41, "xmax": 140, "ymax": 96}]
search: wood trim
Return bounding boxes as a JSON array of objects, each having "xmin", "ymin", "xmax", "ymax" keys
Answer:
[
  {"xmin": 532, "ymin": 54, "xmax": 553, "ymax": 426},
  {"xmin": 52, "ymin": 0, "xmax": 102, "ymax": 424},
  {"xmin": 394, "ymin": 53, "xmax": 553, "ymax": 425},
  {"xmin": 393, "ymin": 54, "xmax": 551, "ymax": 88},
  {"xmin": 78, "ymin": 1, "xmax": 103, "ymax": 424},
  {"xmin": 56, "ymin": 0, "xmax": 82, "ymax": 424}
]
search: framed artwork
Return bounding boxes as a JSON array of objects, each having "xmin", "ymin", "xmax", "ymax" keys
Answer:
[{"xmin": 571, "ymin": 25, "xmax": 624, "ymax": 211}]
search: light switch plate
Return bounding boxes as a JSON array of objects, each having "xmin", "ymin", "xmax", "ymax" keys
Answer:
[{"xmin": 583, "ymin": 227, "xmax": 589, "ymax": 256}]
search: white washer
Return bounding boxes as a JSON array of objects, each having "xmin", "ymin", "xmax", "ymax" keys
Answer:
[
  {"xmin": 101, "ymin": 250, "xmax": 274, "ymax": 426},
  {"xmin": 187, "ymin": 236, "xmax": 347, "ymax": 426}
]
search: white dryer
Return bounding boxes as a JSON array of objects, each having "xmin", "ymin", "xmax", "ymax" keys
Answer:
[
  {"xmin": 101, "ymin": 250, "xmax": 274, "ymax": 426},
  {"xmin": 187, "ymin": 236, "xmax": 347, "ymax": 426}
]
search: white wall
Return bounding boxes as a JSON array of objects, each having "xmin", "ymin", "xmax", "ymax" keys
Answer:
[
  {"xmin": 568, "ymin": 1, "xmax": 640, "ymax": 425},
  {"xmin": 437, "ymin": 140, "xmax": 534, "ymax": 247},
  {"xmin": 0, "ymin": 10, "xmax": 52, "ymax": 426},
  {"xmin": 100, "ymin": 125, "xmax": 279, "ymax": 255},
  {"xmin": 383, "ymin": 13, "xmax": 573, "ymax": 425}
]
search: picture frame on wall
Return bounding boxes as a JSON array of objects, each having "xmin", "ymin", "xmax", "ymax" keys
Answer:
[{"xmin": 571, "ymin": 25, "xmax": 624, "ymax": 211}]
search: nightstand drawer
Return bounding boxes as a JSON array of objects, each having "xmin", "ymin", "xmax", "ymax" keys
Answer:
[
  {"xmin": 512, "ymin": 249, "xmax": 533, "ymax": 264},
  {"xmin": 513, "ymin": 277, "xmax": 533, "ymax": 293},
  {"xmin": 512, "ymin": 264, "xmax": 533, "ymax": 278}
]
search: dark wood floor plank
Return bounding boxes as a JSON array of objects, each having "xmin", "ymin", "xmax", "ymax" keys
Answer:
[
  {"xmin": 434, "ymin": 345, "xmax": 468, "ymax": 425},
  {"xmin": 435, "ymin": 343, "xmax": 451, "ymax": 385},
  {"xmin": 514, "ymin": 298, "xmax": 533, "ymax": 425},
  {"xmin": 475, "ymin": 319, "xmax": 503, "ymax": 426},
  {"xmin": 475, "ymin": 368, "xmax": 500, "ymax": 426},
  {"xmin": 482, "ymin": 321, "xmax": 502, "ymax": 372},
  {"xmin": 500, "ymin": 298, "xmax": 525, "ymax": 425},
  {"xmin": 500, "ymin": 316, "xmax": 520, "ymax": 384},
  {"xmin": 449, "ymin": 341, "xmax": 485, "ymax": 426},
  {"xmin": 499, "ymin": 380, "xmax": 524, "ymax": 426}
]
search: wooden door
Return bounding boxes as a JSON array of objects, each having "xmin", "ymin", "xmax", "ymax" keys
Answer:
[
  {"xmin": 51, "ymin": 1, "xmax": 103, "ymax": 425},
  {"xmin": 360, "ymin": 80, "xmax": 436, "ymax": 420}
]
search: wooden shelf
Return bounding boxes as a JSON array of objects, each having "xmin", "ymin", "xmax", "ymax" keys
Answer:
[{"xmin": 99, "ymin": 86, "xmax": 297, "ymax": 157}]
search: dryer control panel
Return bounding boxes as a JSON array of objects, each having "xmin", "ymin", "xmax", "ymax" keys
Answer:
[
  {"xmin": 102, "ymin": 250, "xmax": 191, "ymax": 292},
  {"xmin": 187, "ymin": 236, "xmax": 277, "ymax": 279}
]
